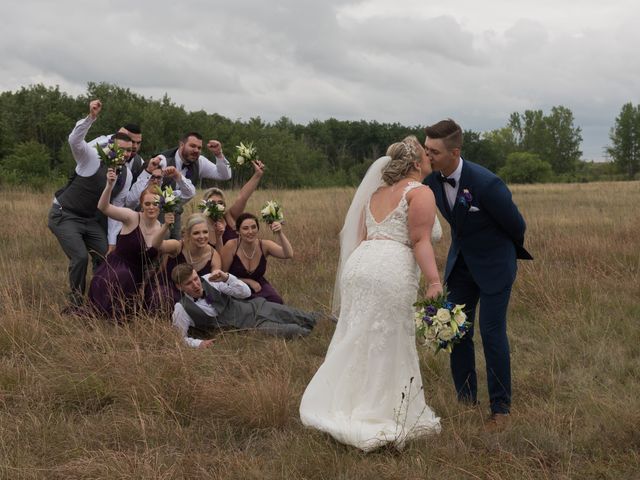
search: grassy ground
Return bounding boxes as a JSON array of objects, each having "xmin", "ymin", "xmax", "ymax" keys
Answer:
[{"xmin": 0, "ymin": 182, "xmax": 638, "ymax": 479}]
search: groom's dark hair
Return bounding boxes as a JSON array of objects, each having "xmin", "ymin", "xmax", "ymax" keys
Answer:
[{"xmin": 425, "ymin": 119, "xmax": 463, "ymax": 150}]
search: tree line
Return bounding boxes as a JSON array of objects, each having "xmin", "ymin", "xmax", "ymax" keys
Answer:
[{"xmin": 0, "ymin": 82, "xmax": 636, "ymax": 190}]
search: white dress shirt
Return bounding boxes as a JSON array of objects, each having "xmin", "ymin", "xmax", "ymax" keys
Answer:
[
  {"xmin": 125, "ymin": 169, "xmax": 196, "ymax": 209},
  {"xmin": 443, "ymin": 158, "xmax": 464, "ymax": 210},
  {"xmin": 157, "ymin": 149, "xmax": 232, "ymax": 204},
  {"xmin": 172, "ymin": 273, "xmax": 251, "ymax": 348}
]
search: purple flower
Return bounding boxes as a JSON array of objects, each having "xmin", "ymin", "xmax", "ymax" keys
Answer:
[
  {"xmin": 423, "ymin": 315, "xmax": 433, "ymax": 326},
  {"xmin": 426, "ymin": 305, "xmax": 437, "ymax": 316},
  {"xmin": 458, "ymin": 189, "xmax": 473, "ymax": 209}
]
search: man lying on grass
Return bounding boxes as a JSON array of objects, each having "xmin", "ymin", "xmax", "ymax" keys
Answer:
[{"xmin": 171, "ymin": 263, "xmax": 318, "ymax": 348}]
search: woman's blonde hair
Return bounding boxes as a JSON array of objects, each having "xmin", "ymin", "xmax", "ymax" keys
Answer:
[
  {"xmin": 381, "ymin": 135, "xmax": 423, "ymax": 185},
  {"xmin": 202, "ymin": 187, "xmax": 226, "ymax": 203},
  {"xmin": 181, "ymin": 213, "xmax": 208, "ymax": 243}
]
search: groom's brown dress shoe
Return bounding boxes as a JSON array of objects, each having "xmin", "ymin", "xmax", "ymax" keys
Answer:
[{"xmin": 484, "ymin": 413, "xmax": 510, "ymax": 432}]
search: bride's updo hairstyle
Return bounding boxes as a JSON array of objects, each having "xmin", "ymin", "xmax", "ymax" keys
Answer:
[{"xmin": 381, "ymin": 135, "xmax": 423, "ymax": 185}]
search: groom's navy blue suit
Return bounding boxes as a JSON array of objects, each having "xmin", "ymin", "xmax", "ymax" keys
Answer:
[{"xmin": 425, "ymin": 159, "xmax": 531, "ymax": 414}]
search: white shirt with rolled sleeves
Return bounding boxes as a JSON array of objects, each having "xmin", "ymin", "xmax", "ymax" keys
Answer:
[
  {"xmin": 172, "ymin": 273, "xmax": 250, "ymax": 348},
  {"xmin": 125, "ymin": 170, "xmax": 196, "ymax": 209},
  {"xmin": 57, "ymin": 116, "xmax": 131, "ymax": 245},
  {"xmin": 157, "ymin": 148, "xmax": 232, "ymax": 203}
]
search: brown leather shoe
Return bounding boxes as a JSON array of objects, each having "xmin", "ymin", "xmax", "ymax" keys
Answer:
[{"xmin": 484, "ymin": 413, "xmax": 510, "ymax": 432}]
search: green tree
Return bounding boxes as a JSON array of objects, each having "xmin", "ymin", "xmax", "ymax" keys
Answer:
[
  {"xmin": 1, "ymin": 141, "xmax": 52, "ymax": 188},
  {"xmin": 462, "ymin": 130, "xmax": 502, "ymax": 172},
  {"xmin": 544, "ymin": 106, "xmax": 582, "ymax": 174},
  {"xmin": 607, "ymin": 103, "xmax": 640, "ymax": 179},
  {"xmin": 498, "ymin": 152, "xmax": 552, "ymax": 184},
  {"xmin": 506, "ymin": 107, "xmax": 582, "ymax": 174}
]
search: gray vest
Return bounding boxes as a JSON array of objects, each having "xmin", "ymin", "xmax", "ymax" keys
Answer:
[
  {"xmin": 55, "ymin": 164, "xmax": 127, "ymax": 217},
  {"xmin": 180, "ymin": 280, "xmax": 263, "ymax": 337},
  {"xmin": 161, "ymin": 147, "xmax": 201, "ymax": 187}
]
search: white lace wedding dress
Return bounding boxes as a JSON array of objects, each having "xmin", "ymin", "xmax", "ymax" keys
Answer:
[{"xmin": 300, "ymin": 182, "xmax": 442, "ymax": 452}]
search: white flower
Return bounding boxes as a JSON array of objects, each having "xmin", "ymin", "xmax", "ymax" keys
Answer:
[
  {"xmin": 216, "ymin": 204, "xmax": 225, "ymax": 212},
  {"xmin": 237, "ymin": 156, "xmax": 245, "ymax": 165},
  {"xmin": 435, "ymin": 308, "xmax": 451, "ymax": 324},
  {"xmin": 438, "ymin": 326, "xmax": 456, "ymax": 341}
]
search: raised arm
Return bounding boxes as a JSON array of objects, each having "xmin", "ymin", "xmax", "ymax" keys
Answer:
[
  {"xmin": 262, "ymin": 221, "xmax": 293, "ymax": 259},
  {"xmin": 227, "ymin": 160, "xmax": 265, "ymax": 221},
  {"xmin": 68, "ymin": 100, "xmax": 102, "ymax": 175},
  {"xmin": 98, "ymin": 168, "xmax": 139, "ymax": 227},
  {"xmin": 198, "ymin": 140, "xmax": 232, "ymax": 180},
  {"xmin": 407, "ymin": 186, "xmax": 442, "ymax": 298}
]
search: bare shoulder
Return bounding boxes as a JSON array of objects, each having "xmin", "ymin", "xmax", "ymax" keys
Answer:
[{"xmin": 406, "ymin": 183, "xmax": 434, "ymax": 202}]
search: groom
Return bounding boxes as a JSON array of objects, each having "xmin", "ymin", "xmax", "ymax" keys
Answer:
[{"xmin": 423, "ymin": 119, "xmax": 532, "ymax": 428}]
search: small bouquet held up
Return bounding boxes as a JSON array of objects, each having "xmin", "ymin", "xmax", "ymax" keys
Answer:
[
  {"xmin": 260, "ymin": 200, "xmax": 284, "ymax": 224},
  {"xmin": 96, "ymin": 137, "xmax": 127, "ymax": 173},
  {"xmin": 414, "ymin": 288, "xmax": 471, "ymax": 354},
  {"xmin": 235, "ymin": 141, "xmax": 257, "ymax": 167},
  {"xmin": 154, "ymin": 185, "xmax": 181, "ymax": 213},
  {"xmin": 198, "ymin": 199, "xmax": 226, "ymax": 222}
]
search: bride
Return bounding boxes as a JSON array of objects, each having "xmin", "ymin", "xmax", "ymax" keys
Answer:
[{"xmin": 299, "ymin": 136, "xmax": 443, "ymax": 451}]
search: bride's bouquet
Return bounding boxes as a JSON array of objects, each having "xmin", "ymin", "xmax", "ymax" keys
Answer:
[
  {"xmin": 96, "ymin": 137, "xmax": 127, "ymax": 173},
  {"xmin": 414, "ymin": 288, "xmax": 471, "ymax": 354},
  {"xmin": 235, "ymin": 141, "xmax": 257, "ymax": 167},
  {"xmin": 198, "ymin": 199, "xmax": 226, "ymax": 221},
  {"xmin": 260, "ymin": 200, "xmax": 284, "ymax": 224}
]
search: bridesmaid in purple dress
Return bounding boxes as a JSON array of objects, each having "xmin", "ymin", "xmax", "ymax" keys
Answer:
[
  {"xmin": 151, "ymin": 213, "xmax": 222, "ymax": 304},
  {"xmin": 88, "ymin": 169, "xmax": 173, "ymax": 320},
  {"xmin": 202, "ymin": 159, "xmax": 265, "ymax": 250},
  {"xmin": 221, "ymin": 213, "xmax": 293, "ymax": 305}
]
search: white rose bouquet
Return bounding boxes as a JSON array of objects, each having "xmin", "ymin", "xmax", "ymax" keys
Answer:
[
  {"xmin": 198, "ymin": 199, "xmax": 226, "ymax": 222},
  {"xmin": 235, "ymin": 141, "xmax": 257, "ymax": 167},
  {"xmin": 260, "ymin": 200, "xmax": 284, "ymax": 224},
  {"xmin": 414, "ymin": 288, "xmax": 471, "ymax": 354}
]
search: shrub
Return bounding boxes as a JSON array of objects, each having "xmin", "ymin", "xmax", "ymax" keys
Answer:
[{"xmin": 499, "ymin": 152, "xmax": 553, "ymax": 184}]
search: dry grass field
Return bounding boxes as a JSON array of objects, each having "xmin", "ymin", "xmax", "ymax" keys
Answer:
[{"xmin": 0, "ymin": 181, "xmax": 638, "ymax": 479}]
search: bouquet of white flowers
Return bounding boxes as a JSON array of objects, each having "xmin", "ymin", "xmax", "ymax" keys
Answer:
[
  {"xmin": 154, "ymin": 185, "xmax": 180, "ymax": 213},
  {"xmin": 260, "ymin": 200, "xmax": 284, "ymax": 224},
  {"xmin": 96, "ymin": 137, "xmax": 127, "ymax": 172},
  {"xmin": 198, "ymin": 199, "xmax": 226, "ymax": 222},
  {"xmin": 414, "ymin": 288, "xmax": 471, "ymax": 354},
  {"xmin": 235, "ymin": 141, "xmax": 257, "ymax": 167}
]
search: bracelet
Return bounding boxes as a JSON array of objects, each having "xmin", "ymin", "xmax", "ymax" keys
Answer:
[{"xmin": 428, "ymin": 282, "xmax": 442, "ymax": 288}]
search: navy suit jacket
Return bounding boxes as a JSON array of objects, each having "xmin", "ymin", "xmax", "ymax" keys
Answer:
[{"xmin": 424, "ymin": 160, "xmax": 532, "ymax": 294}]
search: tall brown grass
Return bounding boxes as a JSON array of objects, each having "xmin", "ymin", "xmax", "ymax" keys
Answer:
[{"xmin": 0, "ymin": 182, "xmax": 638, "ymax": 479}]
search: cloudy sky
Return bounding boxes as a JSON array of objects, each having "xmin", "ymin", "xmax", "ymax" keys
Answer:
[{"xmin": 2, "ymin": 0, "xmax": 638, "ymax": 160}]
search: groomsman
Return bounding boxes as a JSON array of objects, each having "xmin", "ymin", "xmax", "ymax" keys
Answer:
[
  {"xmin": 158, "ymin": 132, "xmax": 232, "ymax": 238},
  {"xmin": 90, "ymin": 122, "xmax": 144, "ymax": 183},
  {"xmin": 423, "ymin": 119, "xmax": 532, "ymax": 430},
  {"xmin": 48, "ymin": 100, "xmax": 133, "ymax": 306},
  {"xmin": 171, "ymin": 264, "xmax": 317, "ymax": 348},
  {"xmin": 125, "ymin": 155, "xmax": 196, "ymax": 210}
]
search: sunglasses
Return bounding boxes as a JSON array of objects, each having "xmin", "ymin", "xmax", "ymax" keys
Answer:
[{"xmin": 150, "ymin": 175, "xmax": 163, "ymax": 180}]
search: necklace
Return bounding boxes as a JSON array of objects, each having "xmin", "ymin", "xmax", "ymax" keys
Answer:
[{"xmin": 240, "ymin": 242, "xmax": 257, "ymax": 260}]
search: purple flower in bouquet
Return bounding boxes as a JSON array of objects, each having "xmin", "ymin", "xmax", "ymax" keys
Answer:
[
  {"xmin": 96, "ymin": 137, "xmax": 127, "ymax": 173},
  {"xmin": 414, "ymin": 287, "xmax": 472, "ymax": 354}
]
